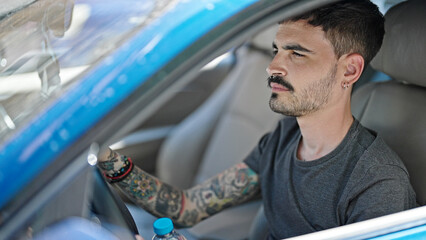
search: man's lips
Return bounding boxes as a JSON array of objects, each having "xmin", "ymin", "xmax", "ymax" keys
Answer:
[{"xmin": 270, "ymin": 82, "xmax": 290, "ymax": 92}]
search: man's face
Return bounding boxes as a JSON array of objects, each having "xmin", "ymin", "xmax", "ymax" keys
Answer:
[{"xmin": 267, "ymin": 20, "xmax": 339, "ymax": 117}]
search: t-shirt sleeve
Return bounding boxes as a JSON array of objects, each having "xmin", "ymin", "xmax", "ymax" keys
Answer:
[
  {"xmin": 345, "ymin": 164, "xmax": 417, "ymax": 224},
  {"xmin": 243, "ymin": 132, "xmax": 273, "ymax": 173}
]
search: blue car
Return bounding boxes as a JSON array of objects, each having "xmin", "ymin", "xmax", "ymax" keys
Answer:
[{"xmin": 1, "ymin": 0, "xmax": 425, "ymax": 239}]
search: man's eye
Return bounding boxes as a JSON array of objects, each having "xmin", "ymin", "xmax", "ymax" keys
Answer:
[{"xmin": 292, "ymin": 51, "xmax": 304, "ymax": 57}]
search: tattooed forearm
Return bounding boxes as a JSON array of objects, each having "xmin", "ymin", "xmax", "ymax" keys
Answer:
[
  {"xmin": 179, "ymin": 163, "xmax": 260, "ymax": 226},
  {"xmin": 119, "ymin": 167, "xmax": 157, "ymax": 200},
  {"xmin": 99, "ymin": 150, "xmax": 259, "ymax": 227},
  {"xmin": 98, "ymin": 149, "xmax": 184, "ymax": 220},
  {"xmin": 114, "ymin": 162, "xmax": 259, "ymax": 227},
  {"xmin": 155, "ymin": 184, "xmax": 182, "ymax": 220},
  {"xmin": 177, "ymin": 208, "xmax": 199, "ymax": 228},
  {"xmin": 116, "ymin": 166, "xmax": 183, "ymax": 221}
]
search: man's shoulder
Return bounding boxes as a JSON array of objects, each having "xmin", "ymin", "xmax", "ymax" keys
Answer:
[
  {"xmin": 356, "ymin": 124, "xmax": 407, "ymax": 173},
  {"xmin": 341, "ymin": 128, "xmax": 416, "ymax": 211},
  {"xmin": 340, "ymin": 121, "xmax": 411, "ymax": 189},
  {"xmin": 346, "ymin": 125, "xmax": 411, "ymax": 194}
]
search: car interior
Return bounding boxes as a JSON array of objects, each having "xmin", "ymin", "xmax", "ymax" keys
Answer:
[
  {"xmin": 110, "ymin": 0, "xmax": 426, "ymax": 239},
  {"xmin": 2, "ymin": 0, "xmax": 425, "ymax": 239}
]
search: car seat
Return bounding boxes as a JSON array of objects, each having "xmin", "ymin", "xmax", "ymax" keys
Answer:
[
  {"xmin": 351, "ymin": 0, "xmax": 426, "ymax": 206},
  {"xmin": 154, "ymin": 25, "xmax": 282, "ymax": 239},
  {"xmin": 248, "ymin": 1, "xmax": 426, "ymax": 239}
]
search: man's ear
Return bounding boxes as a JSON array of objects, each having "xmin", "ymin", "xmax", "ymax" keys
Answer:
[{"xmin": 342, "ymin": 53, "xmax": 364, "ymax": 85}]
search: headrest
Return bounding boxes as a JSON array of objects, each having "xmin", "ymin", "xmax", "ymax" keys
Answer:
[
  {"xmin": 251, "ymin": 25, "xmax": 278, "ymax": 51},
  {"xmin": 371, "ymin": 0, "xmax": 426, "ymax": 87}
]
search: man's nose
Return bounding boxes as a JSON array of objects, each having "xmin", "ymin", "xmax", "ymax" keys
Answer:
[{"xmin": 267, "ymin": 55, "xmax": 287, "ymax": 76}]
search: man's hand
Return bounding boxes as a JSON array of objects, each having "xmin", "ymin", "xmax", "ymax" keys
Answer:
[
  {"xmin": 97, "ymin": 148, "xmax": 134, "ymax": 184},
  {"xmin": 98, "ymin": 147, "xmax": 113, "ymax": 162}
]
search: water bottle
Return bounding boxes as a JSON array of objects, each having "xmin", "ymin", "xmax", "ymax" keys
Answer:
[{"xmin": 152, "ymin": 218, "xmax": 187, "ymax": 240}]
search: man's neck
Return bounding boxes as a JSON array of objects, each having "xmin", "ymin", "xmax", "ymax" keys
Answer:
[{"xmin": 296, "ymin": 106, "xmax": 354, "ymax": 161}]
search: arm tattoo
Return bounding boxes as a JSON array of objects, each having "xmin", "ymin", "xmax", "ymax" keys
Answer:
[
  {"xmin": 116, "ymin": 166, "xmax": 183, "ymax": 221},
  {"xmin": 99, "ymin": 150, "xmax": 184, "ymax": 221},
  {"xmin": 179, "ymin": 163, "xmax": 260, "ymax": 226},
  {"xmin": 155, "ymin": 184, "xmax": 182, "ymax": 220},
  {"xmin": 104, "ymin": 150, "xmax": 259, "ymax": 227},
  {"xmin": 98, "ymin": 150, "xmax": 123, "ymax": 175},
  {"xmin": 97, "ymin": 158, "xmax": 117, "ymax": 172},
  {"xmin": 178, "ymin": 208, "xmax": 199, "ymax": 228}
]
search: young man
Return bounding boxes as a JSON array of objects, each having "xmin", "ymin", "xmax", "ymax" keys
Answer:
[{"xmin": 98, "ymin": 0, "xmax": 416, "ymax": 239}]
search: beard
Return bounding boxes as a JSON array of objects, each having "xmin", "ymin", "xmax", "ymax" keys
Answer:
[{"xmin": 268, "ymin": 64, "xmax": 337, "ymax": 117}]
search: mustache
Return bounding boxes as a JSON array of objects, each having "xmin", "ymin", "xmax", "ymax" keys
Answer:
[{"xmin": 267, "ymin": 75, "xmax": 294, "ymax": 92}]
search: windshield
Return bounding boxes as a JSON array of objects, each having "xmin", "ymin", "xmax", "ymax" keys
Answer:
[{"xmin": 0, "ymin": 0, "xmax": 176, "ymax": 141}]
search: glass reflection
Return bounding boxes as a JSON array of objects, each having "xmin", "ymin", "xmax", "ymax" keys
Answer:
[{"xmin": 0, "ymin": 0, "xmax": 156, "ymax": 140}]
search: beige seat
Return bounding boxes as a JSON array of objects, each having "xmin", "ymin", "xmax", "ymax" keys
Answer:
[
  {"xmin": 156, "ymin": 26, "xmax": 281, "ymax": 239},
  {"xmin": 352, "ymin": 0, "xmax": 426, "ymax": 205}
]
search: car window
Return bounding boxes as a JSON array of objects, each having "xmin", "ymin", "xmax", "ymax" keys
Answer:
[
  {"xmin": 0, "ymin": 0, "xmax": 174, "ymax": 141},
  {"xmin": 371, "ymin": 0, "xmax": 407, "ymax": 13}
]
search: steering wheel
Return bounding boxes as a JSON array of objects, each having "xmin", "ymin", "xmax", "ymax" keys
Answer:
[{"xmin": 91, "ymin": 168, "xmax": 140, "ymax": 238}]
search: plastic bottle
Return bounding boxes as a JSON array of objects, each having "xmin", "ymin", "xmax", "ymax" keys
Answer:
[{"xmin": 152, "ymin": 218, "xmax": 187, "ymax": 240}]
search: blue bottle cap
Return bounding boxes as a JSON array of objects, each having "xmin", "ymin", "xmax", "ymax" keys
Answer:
[{"xmin": 153, "ymin": 218, "xmax": 174, "ymax": 236}]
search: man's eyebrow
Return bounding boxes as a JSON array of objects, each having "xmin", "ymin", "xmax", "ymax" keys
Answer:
[
  {"xmin": 284, "ymin": 44, "xmax": 314, "ymax": 53},
  {"xmin": 273, "ymin": 42, "xmax": 314, "ymax": 54}
]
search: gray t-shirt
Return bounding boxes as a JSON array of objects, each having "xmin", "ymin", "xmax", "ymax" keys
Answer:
[{"xmin": 244, "ymin": 117, "xmax": 416, "ymax": 239}]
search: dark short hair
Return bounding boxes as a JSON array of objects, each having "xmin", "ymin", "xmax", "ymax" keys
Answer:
[{"xmin": 284, "ymin": 0, "xmax": 384, "ymax": 65}]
